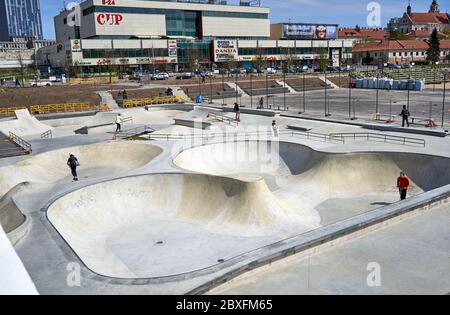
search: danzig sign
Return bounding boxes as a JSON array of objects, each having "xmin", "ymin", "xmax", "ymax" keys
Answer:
[{"xmin": 214, "ymin": 40, "xmax": 238, "ymax": 62}]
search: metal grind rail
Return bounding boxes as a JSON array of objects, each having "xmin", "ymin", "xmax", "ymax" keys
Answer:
[
  {"xmin": 148, "ymin": 129, "xmax": 345, "ymax": 144},
  {"xmin": 9, "ymin": 132, "xmax": 32, "ymax": 153},
  {"xmin": 329, "ymin": 133, "xmax": 426, "ymax": 147},
  {"xmin": 207, "ymin": 112, "xmax": 239, "ymax": 126},
  {"xmin": 121, "ymin": 125, "xmax": 155, "ymax": 139}
]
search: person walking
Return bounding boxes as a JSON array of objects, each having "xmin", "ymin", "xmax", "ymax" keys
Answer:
[
  {"xmin": 115, "ymin": 113, "xmax": 124, "ymax": 133},
  {"xmin": 258, "ymin": 97, "xmax": 264, "ymax": 109},
  {"xmin": 272, "ymin": 120, "xmax": 279, "ymax": 137},
  {"xmin": 399, "ymin": 105, "xmax": 410, "ymax": 127},
  {"xmin": 234, "ymin": 102, "xmax": 241, "ymax": 122},
  {"xmin": 397, "ymin": 171, "xmax": 410, "ymax": 200},
  {"xmin": 67, "ymin": 153, "xmax": 80, "ymax": 181}
]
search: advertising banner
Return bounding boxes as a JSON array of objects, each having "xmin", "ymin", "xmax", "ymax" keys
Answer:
[
  {"xmin": 283, "ymin": 24, "xmax": 337, "ymax": 40},
  {"xmin": 213, "ymin": 40, "xmax": 238, "ymax": 62}
]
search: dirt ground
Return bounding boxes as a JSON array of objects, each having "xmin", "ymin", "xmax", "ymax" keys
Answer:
[
  {"xmin": 112, "ymin": 88, "xmax": 168, "ymax": 99},
  {"xmin": 0, "ymin": 84, "xmax": 130, "ymax": 108}
]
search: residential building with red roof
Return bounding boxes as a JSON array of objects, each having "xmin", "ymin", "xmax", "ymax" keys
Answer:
[{"xmin": 352, "ymin": 39, "xmax": 450, "ymax": 65}]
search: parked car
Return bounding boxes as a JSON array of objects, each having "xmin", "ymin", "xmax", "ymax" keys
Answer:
[
  {"xmin": 266, "ymin": 68, "xmax": 277, "ymax": 74},
  {"xmin": 387, "ymin": 63, "xmax": 401, "ymax": 69},
  {"xmin": 176, "ymin": 72, "xmax": 193, "ymax": 80},
  {"xmin": 152, "ymin": 72, "xmax": 169, "ymax": 80},
  {"xmin": 31, "ymin": 81, "xmax": 52, "ymax": 87}
]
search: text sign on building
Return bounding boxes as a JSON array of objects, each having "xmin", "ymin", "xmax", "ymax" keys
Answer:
[
  {"xmin": 283, "ymin": 24, "xmax": 337, "ymax": 40},
  {"xmin": 168, "ymin": 40, "xmax": 177, "ymax": 57},
  {"xmin": 214, "ymin": 40, "xmax": 238, "ymax": 62}
]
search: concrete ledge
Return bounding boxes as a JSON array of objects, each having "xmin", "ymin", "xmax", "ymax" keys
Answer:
[
  {"xmin": 222, "ymin": 107, "xmax": 279, "ymax": 117},
  {"xmin": 362, "ymin": 125, "xmax": 448, "ymax": 137},
  {"xmin": 174, "ymin": 119, "xmax": 211, "ymax": 130},
  {"xmin": 287, "ymin": 125, "xmax": 312, "ymax": 132},
  {"xmin": 187, "ymin": 184, "xmax": 450, "ymax": 295}
]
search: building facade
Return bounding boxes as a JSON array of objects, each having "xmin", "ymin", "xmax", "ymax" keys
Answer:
[
  {"xmin": 40, "ymin": 0, "xmax": 353, "ymax": 71},
  {"xmin": 0, "ymin": 0, "xmax": 43, "ymax": 41},
  {"xmin": 54, "ymin": 0, "xmax": 271, "ymax": 42},
  {"xmin": 352, "ymin": 39, "xmax": 450, "ymax": 65},
  {"xmin": 388, "ymin": 0, "xmax": 450, "ymax": 34}
]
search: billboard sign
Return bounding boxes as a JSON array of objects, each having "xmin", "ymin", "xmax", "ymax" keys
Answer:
[
  {"xmin": 283, "ymin": 24, "xmax": 337, "ymax": 40},
  {"xmin": 168, "ymin": 40, "xmax": 178, "ymax": 57},
  {"xmin": 214, "ymin": 40, "xmax": 238, "ymax": 62}
]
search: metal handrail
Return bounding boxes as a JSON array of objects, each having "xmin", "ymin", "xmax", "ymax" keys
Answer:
[
  {"xmin": 148, "ymin": 129, "xmax": 345, "ymax": 144},
  {"xmin": 329, "ymin": 132, "xmax": 426, "ymax": 147},
  {"xmin": 121, "ymin": 125, "xmax": 155, "ymax": 138},
  {"xmin": 41, "ymin": 129, "xmax": 52, "ymax": 139},
  {"xmin": 207, "ymin": 112, "xmax": 239, "ymax": 126},
  {"xmin": 9, "ymin": 132, "xmax": 32, "ymax": 153}
]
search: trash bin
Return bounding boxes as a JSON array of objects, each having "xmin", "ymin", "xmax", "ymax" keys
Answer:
[{"xmin": 195, "ymin": 95, "xmax": 203, "ymax": 103}]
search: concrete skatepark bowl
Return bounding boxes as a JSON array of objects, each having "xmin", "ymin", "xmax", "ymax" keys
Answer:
[
  {"xmin": 0, "ymin": 142, "xmax": 162, "ymax": 196},
  {"xmin": 45, "ymin": 141, "xmax": 450, "ymax": 280}
]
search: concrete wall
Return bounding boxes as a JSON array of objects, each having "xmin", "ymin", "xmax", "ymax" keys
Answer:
[
  {"xmin": 202, "ymin": 17, "xmax": 270, "ymax": 38},
  {"xmin": 0, "ymin": 225, "xmax": 38, "ymax": 294}
]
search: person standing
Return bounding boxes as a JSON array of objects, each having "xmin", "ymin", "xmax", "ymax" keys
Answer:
[
  {"xmin": 258, "ymin": 97, "xmax": 264, "ymax": 109},
  {"xmin": 272, "ymin": 120, "xmax": 279, "ymax": 137},
  {"xmin": 397, "ymin": 171, "xmax": 410, "ymax": 200},
  {"xmin": 399, "ymin": 105, "xmax": 410, "ymax": 127},
  {"xmin": 67, "ymin": 154, "xmax": 80, "ymax": 181},
  {"xmin": 115, "ymin": 113, "xmax": 124, "ymax": 133},
  {"xmin": 234, "ymin": 102, "xmax": 240, "ymax": 122}
]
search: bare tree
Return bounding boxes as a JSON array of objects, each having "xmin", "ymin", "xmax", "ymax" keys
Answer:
[{"xmin": 16, "ymin": 51, "xmax": 27, "ymax": 87}]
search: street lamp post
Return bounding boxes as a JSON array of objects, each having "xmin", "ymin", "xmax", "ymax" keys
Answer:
[
  {"xmin": 250, "ymin": 73, "xmax": 253, "ymax": 109},
  {"xmin": 222, "ymin": 72, "xmax": 225, "ymax": 106},
  {"xmin": 406, "ymin": 67, "xmax": 411, "ymax": 110},
  {"xmin": 302, "ymin": 70, "xmax": 306, "ymax": 113},
  {"xmin": 442, "ymin": 73, "xmax": 446, "ymax": 128},
  {"xmin": 348, "ymin": 70, "xmax": 352, "ymax": 119}
]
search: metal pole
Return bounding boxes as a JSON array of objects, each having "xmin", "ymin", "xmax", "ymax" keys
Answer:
[
  {"xmin": 348, "ymin": 70, "xmax": 352, "ymax": 119},
  {"xmin": 222, "ymin": 72, "xmax": 225, "ymax": 106},
  {"xmin": 302, "ymin": 71, "xmax": 306, "ymax": 113},
  {"xmin": 283, "ymin": 70, "xmax": 286, "ymax": 111},
  {"xmin": 375, "ymin": 70, "xmax": 379, "ymax": 116},
  {"xmin": 209, "ymin": 74, "xmax": 213, "ymax": 104},
  {"xmin": 235, "ymin": 70, "xmax": 238, "ymax": 105},
  {"xmin": 433, "ymin": 68, "xmax": 436, "ymax": 93},
  {"xmin": 250, "ymin": 73, "xmax": 253, "ymax": 109},
  {"xmin": 266, "ymin": 72, "xmax": 269, "ymax": 108},
  {"xmin": 407, "ymin": 67, "xmax": 411, "ymax": 110},
  {"xmin": 442, "ymin": 74, "xmax": 446, "ymax": 128},
  {"xmin": 324, "ymin": 69, "xmax": 329, "ymax": 116}
]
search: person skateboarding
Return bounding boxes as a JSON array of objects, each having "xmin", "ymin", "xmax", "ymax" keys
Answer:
[
  {"xmin": 399, "ymin": 105, "xmax": 410, "ymax": 127},
  {"xmin": 115, "ymin": 113, "xmax": 124, "ymax": 133},
  {"xmin": 397, "ymin": 171, "xmax": 410, "ymax": 200},
  {"xmin": 234, "ymin": 102, "xmax": 241, "ymax": 122},
  {"xmin": 67, "ymin": 154, "xmax": 80, "ymax": 181}
]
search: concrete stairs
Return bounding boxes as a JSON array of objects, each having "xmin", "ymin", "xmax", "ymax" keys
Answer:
[{"xmin": 0, "ymin": 132, "xmax": 29, "ymax": 159}]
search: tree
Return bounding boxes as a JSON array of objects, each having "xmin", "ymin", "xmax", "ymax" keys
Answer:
[
  {"xmin": 318, "ymin": 47, "xmax": 329, "ymax": 71},
  {"xmin": 253, "ymin": 47, "xmax": 267, "ymax": 74},
  {"xmin": 16, "ymin": 51, "xmax": 27, "ymax": 87},
  {"xmin": 389, "ymin": 30, "xmax": 408, "ymax": 40},
  {"xmin": 426, "ymin": 28, "xmax": 441, "ymax": 64}
]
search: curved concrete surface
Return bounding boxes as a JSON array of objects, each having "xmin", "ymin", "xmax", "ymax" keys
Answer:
[
  {"xmin": 0, "ymin": 183, "xmax": 26, "ymax": 233},
  {"xmin": 174, "ymin": 141, "xmax": 450, "ymax": 224},
  {"xmin": 0, "ymin": 142, "xmax": 162, "ymax": 196},
  {"xmin": 47, "ymin": 174, "xmax": 320, "ymax": 279},
  {"xmin": 0, "ymin": 109, "xmax": 52, "ymax": 137}
]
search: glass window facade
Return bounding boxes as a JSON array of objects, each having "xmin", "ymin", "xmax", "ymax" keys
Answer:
[
  {"xmin": 177, "ymin": 40, "xmax": 211, "ymax": 66},
  {"xmin": 0, "ymin": 0, "xmax": 43, "ymax": 40},
  {"xmin": 82, "ymin": 48, "xmax": 168, "ymax": 59},
  {"xmin": 166, "ymin": 11, "xmax": 200, "ymax": 37}
]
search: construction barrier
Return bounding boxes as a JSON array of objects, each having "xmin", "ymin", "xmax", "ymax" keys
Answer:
[
  {"xmin": 122, "ymin": 96, "xmax": 181, "ymax": 108},
  {"xmin": 69, "ymin": 77, "xmax": 119, "ymax": 85},
  {"xmin": 0, "ymin": 102, "xmax": 108, "ymax": 117}
]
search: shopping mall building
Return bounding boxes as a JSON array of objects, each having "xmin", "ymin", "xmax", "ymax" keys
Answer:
[{"xmin": 37, "ymin": 0, "xmax": 353, "ymax": 71}]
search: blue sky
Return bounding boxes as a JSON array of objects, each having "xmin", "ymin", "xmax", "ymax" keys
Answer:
[{"xmin": 41, "ymin": 0, "xmax": 450, "ymax": 39}]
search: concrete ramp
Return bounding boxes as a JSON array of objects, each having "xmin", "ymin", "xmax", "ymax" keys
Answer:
[
  {"xmin": 0, "ymin": 109, "xmax": 52, "ymax": 137},
  {"xmin": 47, "ymin": 173, "xmax": 320, "ymax": 279},
  {"xmin": 0, "ymin": 142, "xmax": 162, "ymax": 196}
]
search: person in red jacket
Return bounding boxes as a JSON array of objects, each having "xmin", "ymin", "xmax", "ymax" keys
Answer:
[{"xmin": 397, "ymin": 171, "xmax": 410, "ymax": 200}]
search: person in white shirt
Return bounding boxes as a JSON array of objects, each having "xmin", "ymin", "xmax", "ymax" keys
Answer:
[{"xmin": 115, "ymin": 114, "xmax": 124, "ymax": 132}]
